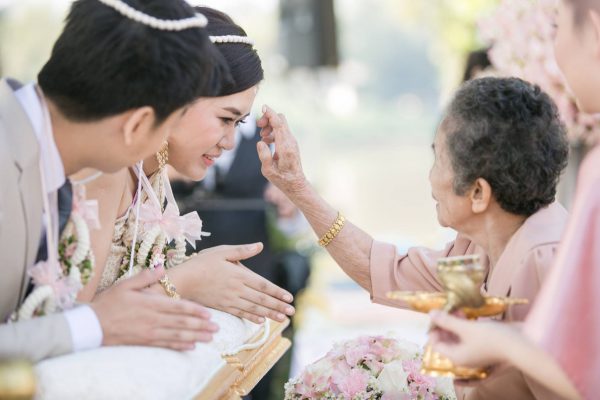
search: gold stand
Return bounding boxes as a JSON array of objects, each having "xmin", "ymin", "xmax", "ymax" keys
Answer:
[
  {"xmin": 387, "ymin": 291, "xmax": 527, "ymax": 379},
  {"xmin": 0, "ymin": 359, "xmax": 35, "ymax": 400},
  {"xmin": 195, "ymin": 318, "xmax": 291, "ymax": 400}
]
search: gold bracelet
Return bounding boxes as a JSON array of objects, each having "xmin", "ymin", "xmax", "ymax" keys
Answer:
[
  {"xmin": 159, "ymin": 274, "xmax": 181, "ymax": 300},
  {"xmin": 318, "ymin": 212, "xmax": 346, "ymax": 247}
]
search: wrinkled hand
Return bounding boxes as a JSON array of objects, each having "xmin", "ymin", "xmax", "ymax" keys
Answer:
[
  {"xmin": 428, "ymin": 311, "xmax": 520, "ymax": 368},
  {"xmin": 172, "ymin": 243, "xmax": 295, "ymax": 324},
  {"xmin": 91, "ymin": 267, "xmax": 218, "ymax": 351},
  {"xmin": 256, "ymin": 105, "xmax": 307, "ymax": 196}
]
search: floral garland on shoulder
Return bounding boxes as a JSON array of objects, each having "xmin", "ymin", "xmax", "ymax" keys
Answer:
[
  {"xmin": 15, "ymin": 185, "xmax": 100, "ymax": 320},
  {"xmin": 117, "ymin": 167, "xmax": 206, "ymax": 280}
]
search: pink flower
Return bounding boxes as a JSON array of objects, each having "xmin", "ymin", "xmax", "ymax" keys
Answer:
[
  {"xmin": 345, "ymin": 343, "xmax": 370, "ymax": 366},
  {"xmin": 335, "ymin": 368, "xmax": 369, "ymax": 398},
  {"xmin": 480, "ymin": 0, "xmax": 600, "ymax": 144},
  {"xmin": 28, "ymin": 260, "xmax": 79, "ymax": 309},
  {"xmin": 64, "ymin": 242, "xmax": 77, "ymax": 259}
]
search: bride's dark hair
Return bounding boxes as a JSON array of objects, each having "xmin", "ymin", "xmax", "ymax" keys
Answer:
[{"xmin": 196, "ymin": 7, "xmax": 264, "ymax": 96}]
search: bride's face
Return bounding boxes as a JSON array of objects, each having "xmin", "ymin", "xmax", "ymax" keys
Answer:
[{"xmin": 167, "ymin": 85, "xmax": 258, "ymax": 180}]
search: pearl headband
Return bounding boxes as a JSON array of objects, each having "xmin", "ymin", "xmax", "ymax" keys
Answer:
[
  {"xmin": 210, "ymin": 35, "xmax": 254, "ymax": 46},
  {"xmin": 96, "ymin": 0, "xmax": 208, "ymax": 31}
]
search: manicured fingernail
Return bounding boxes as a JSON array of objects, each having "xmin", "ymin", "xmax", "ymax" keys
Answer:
[
  {"xmin": 283, "ymin": 294, "xmax": 293, "ymax": 302},
  {"xmin": 277, "ymin": 313, "xmax": 285, "ymax": 321},
  {"xmin": 286, "ymin": 306, "xmax": 295, "ymax": 315}
]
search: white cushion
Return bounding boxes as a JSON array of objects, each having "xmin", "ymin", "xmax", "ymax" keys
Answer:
[{"xmin": 34, "ymin": 309, "xmax": 262, "ymax": 400}]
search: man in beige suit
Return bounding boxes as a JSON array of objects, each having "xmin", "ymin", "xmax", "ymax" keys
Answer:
[
  {"xmin": 0, "ymin": 0, "xmax": 226, "ymax": 362},
  {"xmin": 256, "ymin": 78, "xmax": 570, "ymax": 399}
]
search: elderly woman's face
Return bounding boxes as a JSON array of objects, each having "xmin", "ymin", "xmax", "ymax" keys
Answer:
[{"xmin": 429, "ymin": 123, "xmax": 474, "ymax": 230}]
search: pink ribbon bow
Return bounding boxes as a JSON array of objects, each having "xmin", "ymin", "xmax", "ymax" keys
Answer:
[
  {"xmin": 139, "ymin": 202, "xmax": 206, "ymax": 248},
  {"xmin": 28, "ymin": 260, "xmax": 80, "ymax": 309}
]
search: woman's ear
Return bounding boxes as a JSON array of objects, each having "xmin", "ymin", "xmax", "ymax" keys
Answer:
[
  {"xmin": 122, "ymin": 106, "xmax": 155, "ymax": 146},
  {"xmin": 470, "ymin": 178, "xmax": 492, "ymax": 214}
]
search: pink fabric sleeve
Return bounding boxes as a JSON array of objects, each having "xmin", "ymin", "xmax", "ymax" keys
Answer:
[
  {"xmin": 524, "ymin": 146, "xmax": 600, "ymax": 400},
  {"xmin": 369, "ymin": 235, "xmax": 478, "ymax": 307}
]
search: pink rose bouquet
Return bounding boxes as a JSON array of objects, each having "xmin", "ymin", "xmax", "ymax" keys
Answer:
[{"xmin": 284, "ymin": 336, "xmax": 456, "ymax": 400}]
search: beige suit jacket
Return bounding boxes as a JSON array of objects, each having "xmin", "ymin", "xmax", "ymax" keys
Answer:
[
  {"xmin": 370, "ymin": 202, "xmax": 569, "ymax": 400},
  {"xmin": 0, "ymin": 79, "xmax": 73, "ymax": 361}
]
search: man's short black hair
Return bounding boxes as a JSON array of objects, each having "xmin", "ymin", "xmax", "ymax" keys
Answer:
[
  {"xmin": 445, "ymin": 77, "xmax": 569, "ymax": 216},
  {"xmin": 38, "ymin": 0, "xmax": 227, "ymax": 124}
]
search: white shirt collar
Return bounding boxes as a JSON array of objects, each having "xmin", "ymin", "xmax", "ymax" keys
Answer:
[{"xmin": 14, "ymin": 83, "xmax": 66, "ymax": 194}]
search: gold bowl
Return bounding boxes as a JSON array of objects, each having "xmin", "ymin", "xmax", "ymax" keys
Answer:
[
  {"xmin": 386, "ymin": 290, "xmax": 529, "ymax": 380},
  {"xmin": 386, "ymin": 291, "xmax": 528, "ymax": 319},
  {"xmin": 421, "ymin": 345, "xmax": 488, "ymax": 380}
]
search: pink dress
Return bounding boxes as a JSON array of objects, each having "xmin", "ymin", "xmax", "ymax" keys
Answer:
[
  {"xmin": 525, "ymin": 146, "xmax": 600, "ymax": 400},
  {"xmin": 369, "ymin": 202, "xmax": 568, "ymax": 399}
]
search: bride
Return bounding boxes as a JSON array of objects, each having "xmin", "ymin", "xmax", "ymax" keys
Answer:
[{"xmin": 75, "ymin": 6, "xmax": 295, "ymax": 330}]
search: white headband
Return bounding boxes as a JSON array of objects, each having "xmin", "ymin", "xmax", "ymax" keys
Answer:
[
  {"xmin": 96, "ymin": 0, "xmax": 208, "ymax": 31},
  {"xmin": 210, "ymin": 35, "xmax": 254, "ymax": 46}
]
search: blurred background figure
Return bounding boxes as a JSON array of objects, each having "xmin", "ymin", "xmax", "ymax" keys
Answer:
[{"xmin": 462, "ymin": 47, "xmax": 492, "ymax": 82}]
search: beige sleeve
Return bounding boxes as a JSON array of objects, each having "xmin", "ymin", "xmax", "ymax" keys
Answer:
[{"xmin": 0, "ymin": 313, "xmax": 73, "ymax": 362}]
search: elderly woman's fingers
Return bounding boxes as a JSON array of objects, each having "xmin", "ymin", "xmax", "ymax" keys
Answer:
[
  {"xmin": 257, "ymin": 141, "xmax": 276, "ymax": 177},
  {"xmin": 262, "ymin": 105, "xmax": 286, "ymax": 129}
]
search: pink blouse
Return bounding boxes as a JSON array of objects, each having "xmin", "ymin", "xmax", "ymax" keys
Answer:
[{"xmin": 525, "ymin": 146, "xmax": 600, "ymax": 400}]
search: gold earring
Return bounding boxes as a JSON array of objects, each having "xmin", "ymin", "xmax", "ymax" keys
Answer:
[{"xmin": 156, "ymin": 142, "xmax": 169, "ymax": 170}]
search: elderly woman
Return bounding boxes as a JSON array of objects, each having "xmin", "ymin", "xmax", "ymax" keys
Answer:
[{"xmin": 256, "ymin": 77, "xmax": 569, "ymax": 400}]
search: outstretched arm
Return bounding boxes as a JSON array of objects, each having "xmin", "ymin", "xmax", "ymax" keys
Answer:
[
  {"xmin": 144, "ymin": 243, "xmax": 296, "ymax": 324},
  {"xmin": 429, "ymin": 311, "xmax": 581, "ymax": 400}
]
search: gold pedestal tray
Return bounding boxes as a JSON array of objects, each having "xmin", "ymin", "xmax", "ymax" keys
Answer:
[
  {"xmin": 387, "ymin": 291, "xmax": 528, "ymax": 380},
  {"xmin": 0, "ymin": 359, "xmax": 36, "ymax": 400}
]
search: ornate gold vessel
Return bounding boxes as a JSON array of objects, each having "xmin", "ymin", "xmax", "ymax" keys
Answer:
[
  {"xmin": 0, "ymin": 359, "xmax": 36, "ymax": 400},
  {"xmin": 387, "ymin": 255, "xmax": 528, "ymax": 380}
]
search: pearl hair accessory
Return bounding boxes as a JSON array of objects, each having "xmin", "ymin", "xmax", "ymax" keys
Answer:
[
  {"xmin": 96, "ymin": 0, "xmax": 207, "ymax": 31},
  {"xmin": 210, "ymin": 35, "xmax": 255, "ymax": 46}
]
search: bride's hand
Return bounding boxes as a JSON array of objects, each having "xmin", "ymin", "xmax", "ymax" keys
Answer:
[
  {"xmin": 167, "ymin": 243, "xmax": 295, "ymax": 324},
  {"xmin": 257, "ymin": 105, "xmax": 308, "ymax": 196}
]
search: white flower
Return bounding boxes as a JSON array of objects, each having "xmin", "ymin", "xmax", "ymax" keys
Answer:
[
  {"xmin": 394, "ymin": 338, "xmax": 422, "ymax": 360},
  {"xmin": 306, "ymin": 357, "xmax": 334, "ymax": 377},
  {"xmin": 376, "ymin": 360, "xmax": 409, "ymax": 394},
  {"xmin": 435, "ymin": 376, "xmax": 457, "ymax": 399}
]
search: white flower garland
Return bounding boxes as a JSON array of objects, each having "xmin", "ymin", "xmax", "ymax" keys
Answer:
[
  {"xmin": 119, "ymin": 170, "xmax": 189, "ymax": 279},
  {"xmin": 70, "ymin": 214, "xmax": 90, "ymax": 267},
  {"xmin": 137, "ymin": 225, "xmax": 161, "ymax": 266},
  {"xmin": 17, "ymin": 286, "xmax": 55, "ymax": 320},
  {"xmin": 15, "ymin": 186, "xmax": 96, "ymax": 321}
]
